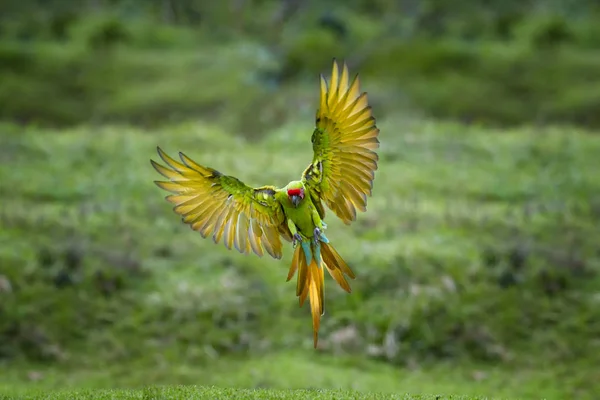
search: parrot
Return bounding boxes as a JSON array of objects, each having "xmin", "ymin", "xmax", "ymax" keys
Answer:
[{"xmin": 151, "ymin": 59, "xmax": 379, "ymax": 348}]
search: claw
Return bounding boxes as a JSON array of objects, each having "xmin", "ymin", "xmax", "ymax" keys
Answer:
[
  {"xmin": 313, "ymin": 227, "xmax": 322, "ymax": 246},
  {"xmin": 293, "ymin": 233, "xmax": 302, "ymax": 247},
  {"xmin": 313, "ymin": 226, "xmax": 329, "ymax": 244}
]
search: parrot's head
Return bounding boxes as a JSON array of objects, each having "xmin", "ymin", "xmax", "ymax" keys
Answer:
[{"xmin": 286, "ymin": 181, "xmax": 305, "ymax": 208}]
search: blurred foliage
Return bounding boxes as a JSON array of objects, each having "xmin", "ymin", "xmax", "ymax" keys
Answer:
[
  {"xmin": 2, "ymin": 1, "xmax": 600, "ymax": 399},
  {"xmin": 1, "ymin": 0, "xmax": 600, "ymax": 129},
  {"xmin": 0, "ymin": 123, "xmax": 278, "ymax": 363},
  {"xmin": 1, "ymin": 119, "xmax": 599, "ymax": 398}
]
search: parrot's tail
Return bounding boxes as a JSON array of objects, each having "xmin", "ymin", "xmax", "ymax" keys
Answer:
[{"xmin": 286, "ymin": 240, "xmax": 355, "ymax": 348}]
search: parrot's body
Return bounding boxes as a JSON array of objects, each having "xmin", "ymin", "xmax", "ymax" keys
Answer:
[{"xmin": 151, "ymin": 60, "xmax": 379, "ymax": 348}]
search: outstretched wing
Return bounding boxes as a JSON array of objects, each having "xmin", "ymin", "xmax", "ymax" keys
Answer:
[
  {"xmin": 301, "ymin": 59, "xmax": 380, "ymax": 225},
  {"xmin": 151, "ymin": 147, "xmax": 292, "ymax": 259}
]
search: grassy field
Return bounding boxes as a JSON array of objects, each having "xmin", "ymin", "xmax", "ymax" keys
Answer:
[
  {"xmin": 0, "ymin": 351, "xmax": 585, "ymax": 399},
  {"xmin": 0, "ymin": 385, "xmax": 485, "ymax": 400},
  {"xmin": 3, "ymin": 3, "xmax": 600, "ymax": 399},
  {"xmin": 1, "ymin": 114, "xmax": 599, "ymax": 400}
]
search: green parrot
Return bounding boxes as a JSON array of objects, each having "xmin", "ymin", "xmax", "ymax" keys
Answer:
[{"xmin": 151, "ymin": 59, "xmax": 379, "ymax": 348}]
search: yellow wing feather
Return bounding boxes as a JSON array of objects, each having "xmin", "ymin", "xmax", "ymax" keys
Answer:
[
  {"xmin": 302, "ymin": 59, "xmax": 380, "ymax": 225},
  {"xmin": 151, "ymin": 147, "xmax": 292, "ymax": 259}
]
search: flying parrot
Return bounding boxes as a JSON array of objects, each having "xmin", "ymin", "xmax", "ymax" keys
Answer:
[{"xmin": 151, "ymin": 59, "xmax": 379, "ymax": 348}]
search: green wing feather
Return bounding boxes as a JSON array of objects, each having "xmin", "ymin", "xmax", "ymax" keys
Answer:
[
  {"xmin": 151, "ymin": 147, "xmax": 292, "ymax": 259},
  {"xmin": 301, "ymin": 59, "xmax": 380, "ymax": 225}
]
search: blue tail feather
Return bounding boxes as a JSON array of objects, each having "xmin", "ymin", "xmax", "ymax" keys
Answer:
[
  {"xmin": 300, "ymin": 234, "xmax": 329, "ymax": 264},
  {"xmin": 301, "ymin": 241, "xmax": 312, "ymax": 264},
  {"xmin": 314, "ymin": 240, "xmax": 321, "ymax": 264}
]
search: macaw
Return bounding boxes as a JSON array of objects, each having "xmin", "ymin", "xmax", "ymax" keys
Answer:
[{"xmin": 151, "ymin": 59, "xmax": 379, "ymax": 348}]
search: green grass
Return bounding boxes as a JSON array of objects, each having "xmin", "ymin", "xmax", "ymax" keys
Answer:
[
  {"xmin": 0, "ymin": 386, "xmax": 480, "ymax": 400},
  {"xmin": 1, "ymin": 116, "xmax": 599, "ymax": 399},
  {"xmin": 0, "ymin": 351, "xmax": 581, "ymax": 399},
  {"xmin": 3, "ymin": 4, "xmax": 600, "ymax": 400}
]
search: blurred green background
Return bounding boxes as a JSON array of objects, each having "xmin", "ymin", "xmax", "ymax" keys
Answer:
[{"xmin": 1, "ymin": 1, "xmax": 599, "ymax": 399}]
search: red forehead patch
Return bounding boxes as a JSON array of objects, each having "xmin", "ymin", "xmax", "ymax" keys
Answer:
[{"xmin": 287, "ymin": 188, "xmax": 303, "ymax": 196}]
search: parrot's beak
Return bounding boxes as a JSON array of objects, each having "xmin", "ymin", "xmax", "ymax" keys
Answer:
[{"xmin": 291, "ymin": 195, "xmax": 301, "ymax": 207}]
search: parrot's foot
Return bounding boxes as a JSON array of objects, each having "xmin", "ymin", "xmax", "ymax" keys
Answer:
[
  {"xmin": 313, "ymin": 227, "xmax": 329, "ymax": 245},
  {"xmin": 313, "ymin": 227, "xmax": 323, "ymax": 245},
  {"xmin": 313, "ymin": 227, "xmax": 321, "ymax": 244},
  {"xmin": 292, "ymin": 233, "xmax": 302, "ymax": 248}
]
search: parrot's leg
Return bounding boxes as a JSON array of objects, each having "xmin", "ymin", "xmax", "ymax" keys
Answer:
[
  {"xmin": 292, "ymin": 232, "xmax": 302, "ymax": 248},
  {"xmin": 313, "ymin": 227, "xmax": 321, "ymax": 246},
  {"xmin": 313, "ymin": 227, "xmax": 321, "ymax": 245},
  {"xmin": 288, "ymin": 218, "xmax": 303, "ymax": 248},
  {"xmin": 310, "ymin": 206, "xmax": 329, "ymax": 245},
  {"xmin": 313, "ymin": 227, "xmax": 329, "ymax": 245}
]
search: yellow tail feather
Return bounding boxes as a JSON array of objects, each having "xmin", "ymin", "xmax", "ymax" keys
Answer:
[
  {"xmin": 321, "ymin": 242, "xmax": 356, "ymax": 281},
  {"xmin": 308, "ymin": 258, "xmax": 323, "ymax": 348},
  {"xmin": 286, "ymin": 245, "xmax": 301, "ymax": 282},
  {"xmin": 288, "ymin": 242, "xmax": 355, "ymax": 348}
]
